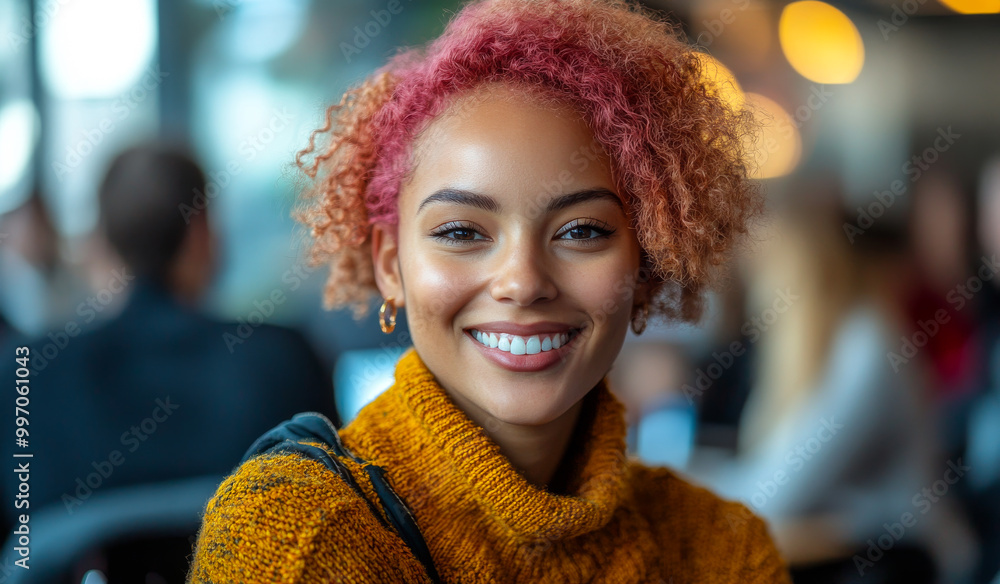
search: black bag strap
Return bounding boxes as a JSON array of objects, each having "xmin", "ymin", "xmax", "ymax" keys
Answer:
[{"xmin": 240, "ymin": 412, "xmax": 442, "ymax": 584}]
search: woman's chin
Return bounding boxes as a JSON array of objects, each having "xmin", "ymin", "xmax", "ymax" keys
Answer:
[{"xmin": 479, "ymin": 395, "xmax": 575, "ymax": 429}]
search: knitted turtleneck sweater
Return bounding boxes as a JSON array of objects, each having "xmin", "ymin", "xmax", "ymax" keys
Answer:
[{"xmin": 187, "ymin": 347, "xmax": 791, "ymax": 583}]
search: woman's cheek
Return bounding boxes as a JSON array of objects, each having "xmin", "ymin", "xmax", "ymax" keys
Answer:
[
  {"xmin": 404, "ymin": 252, "xmax": 477, "ymax": 332},
  {"xmin": 571, "ymin": 256, "xmax": 637, "ymax": 318}
]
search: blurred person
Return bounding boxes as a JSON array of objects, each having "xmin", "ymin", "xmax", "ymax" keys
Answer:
[
  {"xmin": 685, "ymin": 262, "xmax": 758, "ymax": 450},
  {"xmin": 0, "ymin": 192, "xmax": 86, "ymax": 346},
  {"xmin": 685, "ymin": 197, "xmax": 977, "ymax": 583},
  {"xmin": 609, "ymin": 339, "xmax": 696, "ymax": 466},
  {"xmin": 609, "ymin": 291, "xmax": 728, "ymax": 464},
  {"xmin": 610, "ymin": 341, "xmax": 691, "ymax": 428},
  {"xmin": 187, "ymin": 0, "xmax": 794, "ymax": 582},
  {"xmin": 0, "ymin": 143, "xmax": 337, "ymax": 581},
  {"xmin": 905, "ymin": 169, "xmax": 979, "ymax": 408},
  {"xmin": 965, "ymin": 155, "xmax": 1000, "ymax": 583}
]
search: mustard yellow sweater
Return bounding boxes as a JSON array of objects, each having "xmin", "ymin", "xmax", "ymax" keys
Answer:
[{"xmin": 187, "ymin": 347, "xmax": 791, "ymax": 583}]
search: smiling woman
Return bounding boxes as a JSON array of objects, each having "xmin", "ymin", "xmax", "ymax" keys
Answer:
[{"xmin": 187, "ymin": 0, "xmax": 788, "ymax": 583}]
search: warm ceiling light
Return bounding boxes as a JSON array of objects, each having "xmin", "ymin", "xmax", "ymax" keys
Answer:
[
  {"xmin": 937, "ymin": 0, "xmax": 1000, "ymax": 13},
  {"xmin": 745, "ymin": 93, "xmax": 802, "ymax": 179},
  {"xmin": 779, "ymin": 1, "xmax": 865, "ymax": 84}
]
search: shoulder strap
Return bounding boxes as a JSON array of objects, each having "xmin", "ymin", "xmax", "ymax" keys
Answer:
[{"xmin": 241, "ymin": 412, "xmax": 442, "ymax": 584}]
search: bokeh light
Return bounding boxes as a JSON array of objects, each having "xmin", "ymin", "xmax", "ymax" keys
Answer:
[
  {"xmin": 744, "ymin": 92, "xmax": 802, "ymax": 179},
  {"xmin": 0, "ymin": 100, "xmax": 38, "ymax": 193},
  {"xmin": 779, "ymin": 1, "xmax": 864, "ymax": 84},
  {"xmin": 692, "ymin": 52, "xmax": 745, "ymax": 112},
  {"xmin": 40, "ymin": 0, "xmax": 157, "ymax": 99},
  {"xmin": 937, "ymin": 0, "xmax": 1000, "ymax": 13},
  {"xmin": 691, "ymin": 0, "xmax": 773, "ymax": 72}
]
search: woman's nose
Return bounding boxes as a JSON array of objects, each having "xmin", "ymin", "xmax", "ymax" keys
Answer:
[{"xmin": 488, "ymin": 236, "xmax": 558, "ymax": 306}]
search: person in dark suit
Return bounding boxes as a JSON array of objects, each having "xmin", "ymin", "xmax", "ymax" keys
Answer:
[{"xmin": 0, "ymin": 143, "xmax": 338, "ymax": 580}]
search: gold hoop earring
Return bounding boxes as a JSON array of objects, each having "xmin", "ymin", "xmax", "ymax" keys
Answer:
[
  {"xmin": 631, "ymin": 304, "xmax": 648, "ymax": 335},
  {"xmin": 379, "ymin": 296, "xmax": 397, "ymax": 334}
]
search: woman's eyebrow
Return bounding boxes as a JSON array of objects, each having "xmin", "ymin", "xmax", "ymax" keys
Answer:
[
  {"xmin": 417, "ymin": 187, "xmax": 622, "ymax": 214},
  {"xmin": 417, "ymin": 189, "xmax": 500, "ymax": 214},
  {"xmin": 548, "ymin": 188, "xmax": 623, "ymax": 213}
]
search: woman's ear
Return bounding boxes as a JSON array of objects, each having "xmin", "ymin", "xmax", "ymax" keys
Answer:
[{"xmin": 371, "ymin": 221, "xmax": 405, "ymax": 308}]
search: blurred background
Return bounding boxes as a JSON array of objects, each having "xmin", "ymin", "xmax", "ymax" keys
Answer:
[{"xmin": 0, "ymin": 0, "xmax": 997, "ymax": 582}]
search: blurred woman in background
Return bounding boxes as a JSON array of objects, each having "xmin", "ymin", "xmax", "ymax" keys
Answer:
[{"xmin": 686, "ymin": 193, "xmax": 977, "ymax": 583}]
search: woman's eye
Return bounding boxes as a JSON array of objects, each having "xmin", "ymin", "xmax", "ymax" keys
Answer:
[
  {"xmin": 564, "ymin": 226, "xmax": 598, "ymax": 239},
  {"xmin": 557, "ymin": 220, "xmax": 615, "ymax": 242},
  {"xmin": 431, "ymin": 223, "xmax": 487, "ymax": 245}
]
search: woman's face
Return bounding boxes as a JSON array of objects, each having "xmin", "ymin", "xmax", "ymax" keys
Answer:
[{"xmin": 373, "ymin": 84, "xmax": 646, "ymax": 427}]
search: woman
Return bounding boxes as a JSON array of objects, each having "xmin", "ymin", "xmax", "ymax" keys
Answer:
[
  {"xmin": 686, "ymin": 199, "xmax": 975, "ymax": 581},
  {"xmin": 187, "ymin": 0, "xmax": 790, "ymax": 581}
]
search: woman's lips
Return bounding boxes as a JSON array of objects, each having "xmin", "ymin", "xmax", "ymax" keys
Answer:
[{"xmin": 465, "ymin": 328, "xmax": 582, "ymax": 372}]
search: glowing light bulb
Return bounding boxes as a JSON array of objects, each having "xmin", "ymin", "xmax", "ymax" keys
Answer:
[
  {"xmin": 779, "ymin": 1, "xmax": 864, "ymax": 84},
  {"xmin": 937, "ymin": 0, "xmax": 1000, "ymax": 13}
]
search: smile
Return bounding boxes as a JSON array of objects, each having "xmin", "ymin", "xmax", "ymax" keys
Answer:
[
  {"xmin": 468, "ymin": 329, "xmax": 579, "ymax": 355},
  {"xmin": 464, "ymin": 327, "xmax": 583, "ymax": 373}
]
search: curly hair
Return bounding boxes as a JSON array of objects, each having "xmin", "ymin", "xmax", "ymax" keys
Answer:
[{"xmin": 294, "ymin": 0, "xmax": 761, "ymax": 324}]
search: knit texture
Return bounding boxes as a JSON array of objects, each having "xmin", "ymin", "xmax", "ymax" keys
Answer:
[{"xmin": 187, "ymin": 347, "xmax": 792, "ymax": 583}]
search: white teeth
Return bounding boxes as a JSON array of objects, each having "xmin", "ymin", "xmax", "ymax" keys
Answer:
[{"xmin": 471, "ymin": 329, "xmax": 574, "ymax": 354}]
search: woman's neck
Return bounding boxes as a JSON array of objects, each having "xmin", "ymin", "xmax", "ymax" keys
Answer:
[{"xmin": 446, "ymin": 389, "xmax": 587, "ymax": 491}]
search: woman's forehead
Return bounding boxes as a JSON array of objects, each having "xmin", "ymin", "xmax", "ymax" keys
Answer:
[{"xmin": 401, "ymin": 86, "xmax": 617, "ymax": 211}]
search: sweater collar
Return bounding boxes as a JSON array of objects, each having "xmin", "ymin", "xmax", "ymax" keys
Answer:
[{"xmin": 365, "ymin": 346, "xmax": 631, "ymax": 541}]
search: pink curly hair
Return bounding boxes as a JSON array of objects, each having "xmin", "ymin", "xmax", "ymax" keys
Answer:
[{"xmin": 295, "ymin": 0, "xmax": 761, "ymax": 324}]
